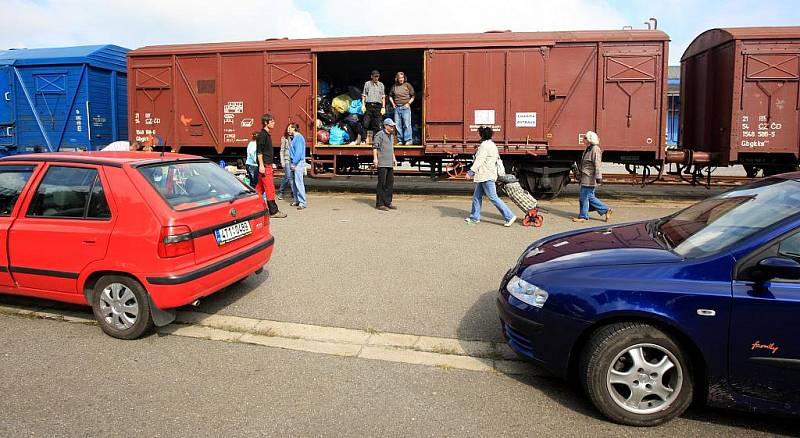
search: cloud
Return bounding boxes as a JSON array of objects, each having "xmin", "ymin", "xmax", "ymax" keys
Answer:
[
  {"xmin": 0, "ymin": 0, "xmax": 324, "ymax": 50},
  {"xmin": 309, "ymin": 0, "xmax": 628, "ymax": 35}
]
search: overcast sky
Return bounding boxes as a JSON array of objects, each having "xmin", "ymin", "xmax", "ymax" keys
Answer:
[{"xmin": 3, "ymin": 0, "xmax": 798, "ymax": 65}]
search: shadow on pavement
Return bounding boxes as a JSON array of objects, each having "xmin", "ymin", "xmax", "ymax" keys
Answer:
[
  {"xmin": 190, "ymin": 271, "xmax": 270, "ymax": 315},
  {"xmin": 0, "ymin": 271, "xmax": 269, "ymax": 330},
  {"xmin": 456, "ymin": 291, "xmax": 800, "ymax": 434},
  {"xmin": 433, "ymin": 205, "xmax": 505, "ymax": 224}
]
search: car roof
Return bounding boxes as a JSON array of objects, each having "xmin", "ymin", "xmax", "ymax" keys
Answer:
[
  {"xmin": 774, "ymin": 171, "xmax": 800, "ymax": 181},
  {"xmin": 0, "ymin": 151, "xmax": 206, "ymax": 168}
]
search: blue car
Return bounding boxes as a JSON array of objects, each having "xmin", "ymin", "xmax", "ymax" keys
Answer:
[{"xmin": 497, "ymin": 174, "xmax": 800, "ymax": 426}]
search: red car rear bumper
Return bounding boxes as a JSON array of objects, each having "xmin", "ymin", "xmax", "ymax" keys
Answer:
[{"xmin": 144, "ymin": 236, "xmax": 274, "ymax": 309}]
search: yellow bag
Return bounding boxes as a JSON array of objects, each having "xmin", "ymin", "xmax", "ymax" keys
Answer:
[{"xmin": 331, "ymin": 94, "xmax": 353, "ymax": 114}]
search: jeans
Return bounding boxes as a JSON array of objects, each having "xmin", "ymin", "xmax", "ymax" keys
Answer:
[
  {"xmin": 394, "ymin": 105, "xmax": 412, "ymax": 144},
  {"xmin": 578, "ymin": 185, "xmax": 609, "ymax": 219},
  {"xmin": 376, "ymin": 167, "xmax": 394, "ymax": 207},
  {"xmin": 291, "ymin": 162, "xmax": 307, "ymax": 207},
  {"xmin": 256, "ymin": 166, "xmax": 279, "ymax": 215},
  {"xmin": 278, "ymin": 160, "xmax": 293, "ymax": 195},
  {"xmin": 469, "ymin": 181, "xmax": 514, "ymax": 222}
]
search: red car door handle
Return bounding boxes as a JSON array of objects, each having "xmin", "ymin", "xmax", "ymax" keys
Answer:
[{"xmin": 82, "ymin": 239, "xmax": 96, "ymax": 244}]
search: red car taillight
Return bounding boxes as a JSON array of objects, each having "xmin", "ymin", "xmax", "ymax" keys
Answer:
[{"xmin": 158, "ymin": 225, "xmax": 194, "ymax": 258}]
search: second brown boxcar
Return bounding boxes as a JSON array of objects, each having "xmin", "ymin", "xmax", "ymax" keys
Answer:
[
  {"xmin": 128, "ymin": 29, "xmax": 669, "ymax": 197},
  {"xmin": 680, "ymin": 27, "xmax": 800, "ymax": 176}
]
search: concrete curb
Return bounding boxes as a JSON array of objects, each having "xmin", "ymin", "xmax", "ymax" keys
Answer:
[{"xmin": 0, "ymin": 305, "xmax": 542, "ymax": 376}]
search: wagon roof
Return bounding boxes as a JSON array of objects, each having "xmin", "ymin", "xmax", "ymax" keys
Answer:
[
  {"xmin": 130, "ymin": 29, "xmax": 669, "ymax": 56},
  {"xmin": 0, "ymin": 45, "xmax": 129, "ymax": 72},
  {"xmin": 682, "ymin": 26, "xmax": 800, "ymax": 61}
]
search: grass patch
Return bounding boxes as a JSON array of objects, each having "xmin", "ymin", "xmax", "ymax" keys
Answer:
[
  {"xmin": 364, "ymin": 326, "xmax": 383, "ymax": 335},
  {"xmin": 428, "ymin": 345, "xmax": 461, "ymax": 356}
]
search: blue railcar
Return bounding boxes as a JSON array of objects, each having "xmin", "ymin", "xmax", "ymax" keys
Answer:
[{"xmin": 0, "ymin": 45, "xmax": 128, "ymax": 156}]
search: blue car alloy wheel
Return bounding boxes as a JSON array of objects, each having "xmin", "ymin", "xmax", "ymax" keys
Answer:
[{"xmin": 580, "ymin": 323, "xmax": 694, "ymax": 426}]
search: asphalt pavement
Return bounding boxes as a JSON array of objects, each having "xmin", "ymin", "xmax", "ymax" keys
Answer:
[
  {"xmin": 193, "ymin": 193, "xmax": 684, "ymax": 342},
  {"xmin": 3, "ymin": 192, "xmax": 797, "ymax": 435},
  {"xmin": 1, "ymin": 315, "xmax": 796, "ymax": 437}
]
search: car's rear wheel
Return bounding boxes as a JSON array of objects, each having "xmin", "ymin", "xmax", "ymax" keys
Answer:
[
  {"xmin": 580, "ymin": 322, "xmax": 693, "ymax": 426},
  {"xmin": 91, "ymin": 275, "xmax": 154, "ymax": 340}
]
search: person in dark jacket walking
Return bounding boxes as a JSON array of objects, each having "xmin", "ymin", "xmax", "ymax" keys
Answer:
[
  {"xmin": 572, "ymin": 130, "xmax": 612, "ymax": 223},
  {"xmin": 373, "ymin": 118, "xmax": 398, "ymax": 211}
]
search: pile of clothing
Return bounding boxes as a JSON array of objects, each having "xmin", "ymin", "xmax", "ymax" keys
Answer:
[{"xmin": 316, "ymin": 82, "xmax": 367, "ymax": 145}]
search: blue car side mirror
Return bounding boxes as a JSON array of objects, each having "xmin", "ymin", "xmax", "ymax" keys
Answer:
[{"xmin": 757, "ymin": 256, "xmax": 800, "ymax": 281}]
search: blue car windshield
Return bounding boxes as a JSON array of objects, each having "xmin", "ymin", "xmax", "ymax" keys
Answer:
[{"xmin": 657, "ymin": 177, "xmax": 800, "ymax": 258}]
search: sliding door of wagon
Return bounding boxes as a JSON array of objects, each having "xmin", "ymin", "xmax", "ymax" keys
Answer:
[
  {"xmin": 220, "ymin": 54, "xmax": 264, "ymax": 153},
  {"xmin": 425, "ymin": 50, "xmax": 464, "ymax": 144},
  {"xmin": 174, "ymin": 56, "xmax": 220, "ymax": 151},
  {"xmin": 599, "ymin": 46, "xmax": 663, "ymax": 152},
  {"xmin": 739, "ymin": 49, "xmax": 800, "ymax": 156},
  {"xmin": 131, "ymin": 62, "xmax": 172, "ymax": 147},
  {"xmin": 267, "ymin": 52, "xmax": 313, "ymax": 142},
  {"xmin": 543, "ymin": 46, "xmax": 597, "ymax": 149}
]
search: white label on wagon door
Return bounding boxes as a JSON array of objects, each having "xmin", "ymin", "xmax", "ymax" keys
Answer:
[
  {"xmin": 474, "ymin": 110, "xmax": 495, "ymax": 125},
  {"xmin": 515, "ymin": 112, "xmax": 537, "ymax": 128}
]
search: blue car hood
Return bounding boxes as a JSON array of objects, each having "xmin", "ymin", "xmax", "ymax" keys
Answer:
[{"xmin": 520, "ymin": 221, "xmax": 681, "ymax": 274}]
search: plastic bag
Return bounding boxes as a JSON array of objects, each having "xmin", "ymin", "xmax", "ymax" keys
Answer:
[
  {"xmin": 331, "ymin": 94, "xmax": 353, "ymax": 114},
  {"xmin": 347, "ymin": 85, "xmax": 362, "ymax": 100},
  {"xmin": 348, "ymin": 99, "xmax": 364, "ymax": 115},
  {"xmin": 328, "ymin": 126, "xmax": 350, "ymax": 145}
]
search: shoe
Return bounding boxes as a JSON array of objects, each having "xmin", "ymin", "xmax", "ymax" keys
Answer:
[
  {"xmin": 276, "ymin": 194, "xmax": 283, "ymax": 200},
  {"xmin": 604, "ymin": 209, "xmax": 614, "ymax": 222},
  {"xmin": 572, "ymin": 217, "xmax": 587, "ymax": 223},
  {"xmin": 271, "ymin": 211, "xmax": 288, "ymax": 218},
  {"xmin": 297, "ymin": 205, "xmax": 307, "ymax": 210},
  {"xmin": 387, "ymin": 205, "xmax": 398, "ymax": 210},
  {"xmin": 504, "ymin": 216, "xmax": 518, "ymax": 227},
  {"xmin": 464, "ymin": 218, "xmax": 480, "ymax": 224},
  {"xmin": 290, "ymin": 202, "xmax": 299, "ymax": 207},
  {"xmin": 377, "ymin": 206, "xmax": 390, "ymax": 211}
]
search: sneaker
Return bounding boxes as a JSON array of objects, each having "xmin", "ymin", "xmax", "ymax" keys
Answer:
[
  {"xmin": 604, "ymin": 209, "xmax": 614, "ymax": 222},
  {"xmin": 464, "ymin": 218, "xmax": 480, "ymax": 224},
  {"xmin": 290, "ymin": 202, "xmax": 299, "ymax": 207},
  {"xmin": 297, "ymin": 205, "xmax": 307, "ymax": 210},
  {"xmin": 387, "ymin": 205, "xmax": 398, "ymax": 210},
  {"xmin": 571, "ymin": 217, "xmax": 588, "ymax": 223},
  {"xmin": 276, "ymin": 194, "xmax": 283, "ymax": 201},
  {"xmin": 504, "ymin": 216, "xmax": 518, "ymax": 227},
  {"xmin": 271, "ymin": 211, "xmax": 287, "ymax": 218},
  {"xmin": 377, "ymin": 206, "xmax": 390, "ymax": 211}
]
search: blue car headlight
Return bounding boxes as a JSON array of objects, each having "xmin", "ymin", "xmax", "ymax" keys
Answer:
[{"xmin": 506, "ymin": 275, "xmax": 549, "ymax": 308}]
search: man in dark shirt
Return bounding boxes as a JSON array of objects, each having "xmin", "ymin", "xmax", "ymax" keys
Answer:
[{"xmin": 256, "ymin": 113, "xmax": 287, "ymax": 218}]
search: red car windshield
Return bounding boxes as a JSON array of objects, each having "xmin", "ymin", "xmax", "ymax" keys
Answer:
[
  {"xmin": 138, "ymin": 161, "xmax": 254, "ymax": 211},
  {"xmin": 657, "ymin": 178, "xmax": 800, "ymax": 258}
]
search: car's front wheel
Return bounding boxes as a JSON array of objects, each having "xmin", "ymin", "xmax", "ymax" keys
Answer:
[
  {"xmin": 580, "ymin": 322, "xmax": 693, "ymax": 426},
  {"xmin": 91, "ymin": 275, "xmax": 154, "ymax": 340}
]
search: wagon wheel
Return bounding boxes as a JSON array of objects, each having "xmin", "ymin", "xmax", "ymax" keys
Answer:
[
  {"xmin": 522, "ymin": 216, "xmax": 531, "ymax": 227},
  {"xmin": 445, "ymin": 161, "xmax": 465, "ymax": 178},
  {"xmin": 640, "ymin": 163, "xmax": 664, "ymax": 187},
  {"xmin": 533, "ymin": 215, "xmax": 543, "ymax": 227}
]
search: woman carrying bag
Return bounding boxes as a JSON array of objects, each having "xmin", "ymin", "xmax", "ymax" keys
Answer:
[{"xmin": 465, "ymin": 127, "xmax": 517, "ymax": 227}]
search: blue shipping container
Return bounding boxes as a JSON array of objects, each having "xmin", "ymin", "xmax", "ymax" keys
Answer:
[{"xmin": 0, "ymin": 45, "xmax": 128, "ymax": 156}]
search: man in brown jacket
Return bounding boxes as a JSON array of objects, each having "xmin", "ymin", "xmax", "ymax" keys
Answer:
[{"xmin": 572, "ymin": 131, "xmax": 612, "ymax": 222}]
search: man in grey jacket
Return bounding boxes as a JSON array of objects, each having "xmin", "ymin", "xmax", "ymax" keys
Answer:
[{"xmin": 572, "ymin": 131, "xmax": 613, "ymax": 222}]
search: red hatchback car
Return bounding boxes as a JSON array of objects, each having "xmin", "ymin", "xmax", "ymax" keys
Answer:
[{"xmin": 0, "ymin": 152, "xmax": 274, "ymax": 339}]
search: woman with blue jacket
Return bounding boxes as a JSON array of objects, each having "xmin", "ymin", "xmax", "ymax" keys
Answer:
[{"xmin": 287, "ymin": 123, "xmax": 307, "ymax": 209}]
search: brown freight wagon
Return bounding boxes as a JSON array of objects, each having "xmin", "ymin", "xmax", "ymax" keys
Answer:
[
  {"xmin": 680, "ymin": 27, "xmax": 800, "ymax": 177},
  {"xmin": 128, "ymin": 29, "xmax": 670, "ymax": 197}
]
